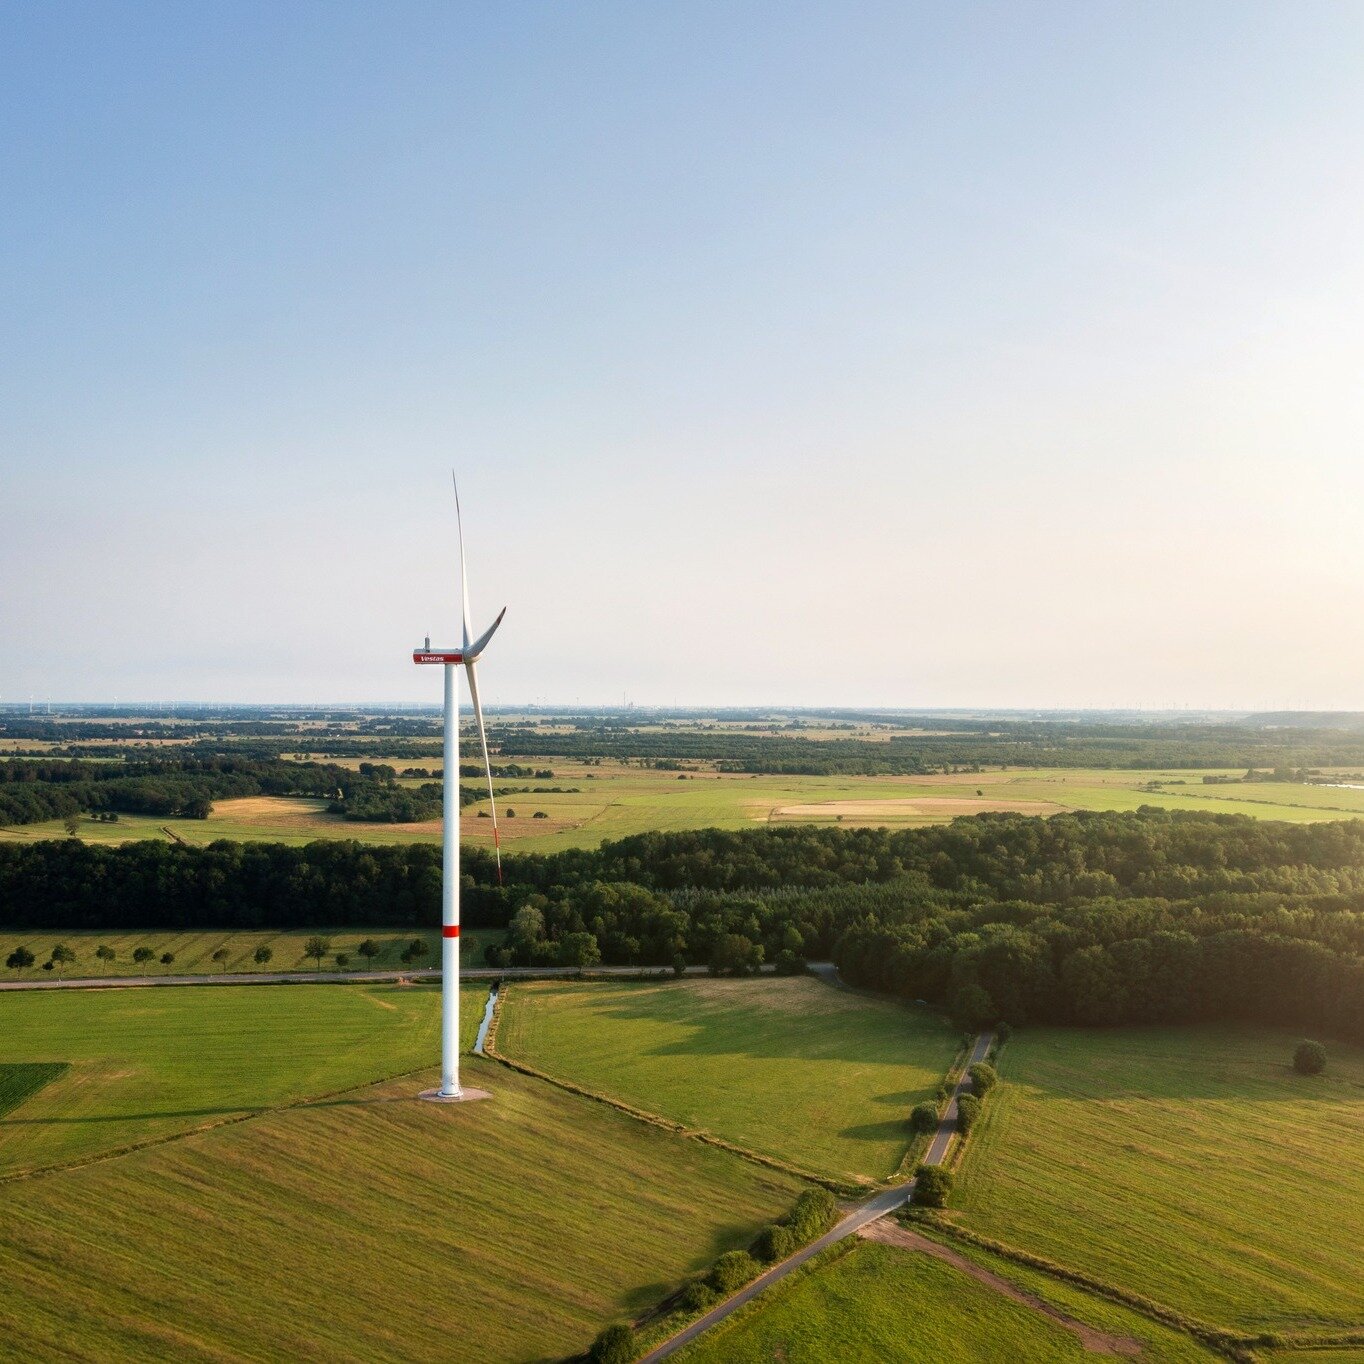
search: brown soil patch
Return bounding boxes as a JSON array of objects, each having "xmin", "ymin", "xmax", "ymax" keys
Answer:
[
  {"xmin": 858, "ymin": 1220, "xmax": 1143, "ymax": 1356},
  {"xmin": 771, "ymin": 797, "xmax": 1065, "ymax": 821}
]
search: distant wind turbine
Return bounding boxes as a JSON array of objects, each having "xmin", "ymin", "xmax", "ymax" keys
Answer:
[{"xmin": 412, "ymin": 474, "xmax": 505, "ymax": 1101}]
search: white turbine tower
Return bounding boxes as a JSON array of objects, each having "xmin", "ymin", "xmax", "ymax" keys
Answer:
[{"xmin": 413, "ymin": 475, "xmax": 505, "ymax": 1101}]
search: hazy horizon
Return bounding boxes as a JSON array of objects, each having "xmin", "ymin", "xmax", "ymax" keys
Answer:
[{"xmin": 4, "ymin": 2, "xmax": 1363, "ymax": 710}]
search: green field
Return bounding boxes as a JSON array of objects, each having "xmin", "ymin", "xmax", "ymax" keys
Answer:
[
  {"xmin": 0, "ymin": 927, "xmax": 497, "ymax": 980},
  {"xmin": 0, "ymin": 983, "xmax": 446, "ymax": 1174},
  {"xmin": 5, "ymin": 764, "xmax": 1363, "ymax": 853},
  {"xmin": 0, "ymin": 986, "xmax": 804, "ymax": 1361},
  {"xmin": 495, "ymin": 976, "xmax": 960, "ymax": 1182},
  {"xmin": 954, "ymin": 1025, "xmax": 1364, "ymax": 1334},
  {"xmin": 676, "ymin": 1238, "xmax": 1222, "ymax": 1364}
]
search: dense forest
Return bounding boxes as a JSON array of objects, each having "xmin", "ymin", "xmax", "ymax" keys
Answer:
[
  {"xmin": 0, "ymin": 756, "xmax": 451, "ymax": 827},
  {"xmin": 3, "ymin": 809, "xmax": 1364, "ymax": 1043}
]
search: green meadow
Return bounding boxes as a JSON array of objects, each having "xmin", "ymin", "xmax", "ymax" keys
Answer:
[
  {"xmin": 0, "ymin": 983, "xmax": 443, "ymax": 1173},
  {"xmin": 495, "ymin": 975, "xmax": 960, "ymax": 1182},
  {"xmin": 0, "ymin": 987, "xmax": 804, "ymax": 1361},
  {"xmin": 953, "ymin": 1025, "xmax": 1364, "ymax": 1334},
  {"xmin": 0, "ymin": 927, "xmax": 496, "ymax": 980},
  {"xmin": 676, "ymin": 1239, "xmax": 1223, "ymax": 1364}
]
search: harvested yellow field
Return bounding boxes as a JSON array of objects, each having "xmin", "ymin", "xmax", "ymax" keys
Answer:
[{"xmin": 770, "ymin": 796, "xmax": 1065, "ymax": 822}]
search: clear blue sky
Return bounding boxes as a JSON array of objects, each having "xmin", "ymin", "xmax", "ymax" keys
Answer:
[{"xmin": 3, "ymin": 2, "xmax": 1362, "ymax": 708}]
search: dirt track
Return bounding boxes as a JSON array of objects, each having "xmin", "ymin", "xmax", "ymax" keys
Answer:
[{"xmin": 858, "ymin": 1220, "xmax": 1143, "ymax": 1356}]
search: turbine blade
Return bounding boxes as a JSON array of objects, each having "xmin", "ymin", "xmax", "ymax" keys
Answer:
[
  {"xmin": 453, "ymin": 471, "xmax": 472, "ymax": 652},
  {"xmin": 465, "ymin": 658, "xmax": 502, "ymax": 885},
  {"xmin": 465, "ymin": 606, "xmax": 506, "ymax": 662}
]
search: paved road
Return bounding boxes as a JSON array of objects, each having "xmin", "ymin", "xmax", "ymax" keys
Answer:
[
  {"xmin": 0, "ymin": 961, "xmax": 805, "ymax": 992},
  {"xmin": 639, "ymin": 1029, "xmax": 994, "ymax": 1362}
]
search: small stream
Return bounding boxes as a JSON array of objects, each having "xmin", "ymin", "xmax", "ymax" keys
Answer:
[{"xmin": 473, "ymin": 983, "xmax": 498, "ymax": 1055}]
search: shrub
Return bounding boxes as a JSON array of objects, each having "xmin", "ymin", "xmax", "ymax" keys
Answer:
[
  {"xmin": 968, "ymin": 1061, "xmax": 998, "ymax": 1095},
  {"xmin": 160, "ymin": 952, "xmax": 175, "ymax": 966},
  {"xmin": 671, "ymin": 952, "xmax": 688, "ymax": 976},
  {"xmin": 1294, "ymin": 1040, "xmax": 1327, "ymax": 1075},
  {"xmin": 710, "ymin": 1249, "xmax": 759, "ymax": 1294},
  {"xmin": 773, "ymin": 949, "xmax": 806, "ymax": 976},
  {"xmin": 995, "ymin": 1021, "xmax": 1013, "ymax": 1045},
  {"xmin": 253, "ymin": 944, "xmax": 273, "ymax": 965},
  {"xmin": 335, "ymin": 953, "xmax": 350, "ymax": 969},
  {"xmin": 679, "ymin": 1279, "xmax": 718, "ymax": 1312},
  {"xmin": 788, "ymin": 1188, "xmax": 836, "ymax": 1242},
  {"xmin": 753, "ymin": 1223, "xmax": 795, "ymax": 1262},
  {"xmin": 909, "ymin": 1101, "xmax": 939, "ymax": 1134},
  {"xmin": 913, "ymin": 1164, "xmax": 954, "ymax": 1207},
  {"xmin": 588, "ymin": 1322, "xmax": 635, "ymax": 1363},
  {"xmin": 956, "ymin": 1094, "xmax": 981, "ymax": 1135}
]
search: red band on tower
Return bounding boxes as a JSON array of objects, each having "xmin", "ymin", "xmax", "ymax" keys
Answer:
[{"xmin": 442, "ymin": 925, "xmax": 460, "ymax": 938}]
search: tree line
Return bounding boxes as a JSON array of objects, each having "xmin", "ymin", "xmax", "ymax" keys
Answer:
[
  {"xmin": 0, "ymin": 756, "xmax": 352, "ymax": 826},
  {"xmin": 3, "ymin": 811, "xmax": 1364, "ymax": 1046},
  {"xmin": 491, "ymin": 721, "xmax": 1364, "ymax": 774}
]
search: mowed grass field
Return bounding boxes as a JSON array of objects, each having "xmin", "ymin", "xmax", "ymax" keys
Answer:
[
  {"xmin": 0, "ymin": 989, "xmax": 804, "ymax": 1362},
  {"xmin": 5, "ymin": 763, "xmax": 1364, "ymax": 853},
  {"xmin": 954, "ymin": 1025, "xmax": 1364, "ymax": 1333},
  {"xmin": 0, "ymin": 983, "xmax": 443, "ymax": 1174},
  {"xmin": 0, "ymin": 927, "xmax": 497, "ymax": 980},
  {"xmin": 496, "ymin": 976, "xmax": 960, "ymax": 1182},
  {"xmin": 676, "ymin": 1239, "xmax": 1222, "ymax": 1364}
]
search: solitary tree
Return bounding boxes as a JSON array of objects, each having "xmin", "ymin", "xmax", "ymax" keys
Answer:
[
  {"xmin": 356, "ymin": 938, "xmax": 383, "ymax": 962},
  {"xmin": 304, "ymin": 936, "xmax": 332, "ymax": 971},
  {"xmin": 6, "ymin": 946, "xmax": 35, "ymax": 971},
  {"xmin": 211, "ymin": 948, "xmax": 230, "ymax": 971},
  {"xmin": 909, "ymin": 1101, "xmax": 939, "ymax": 1134},
  {"xmin": 1294, "ymin": 1040, "xmax": 1327, "ymax": 1075},
  {"xmin": 50, "ymin": 943, "xmax": 76, "ymax": 977},
  {"xmin": 253, "ymin": 944, "xmax": 273, "ymax": 966},
  {"xmin": 912, "ymin": 1164, "xmax": 955, "ymax": 1207},
  {"xmin": 62, "ymin": 814, "xmax": 81, "ymax": 837},
  {"xmin": 133, "ymin": 946, "xmax": 155, "ymax": 965},
  {"xmin": 709, "ymin": 1250, "xmax": 759, "ymax": 1293},
  {"xmin": 400, "ymin": 938, "xmax": 430, "ymax": 966},
  {"xmin": 589, "ymin": 1323, "xmax": 635, "ymax": 1364},
  {"xmin": 967, "ymin": 1061, "xmax": 998, "ymax": 1096},
  {"xmin": 95, "ymin": 944, "xmax": 116, "ymax": 972},
  {"xmin": 956, "ymin": 1093, "xmax": 982, "ymax": 1135}
]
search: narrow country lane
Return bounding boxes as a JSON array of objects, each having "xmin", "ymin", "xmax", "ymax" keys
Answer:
[{"xmin": 638, "ymin": 1029, "xmax": 994, "ymax": 1362}]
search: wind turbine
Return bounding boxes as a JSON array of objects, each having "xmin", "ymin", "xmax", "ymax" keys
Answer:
[{"xmin": 413, "ymin": 475, "xmax": 505, "ymax": 1101}]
